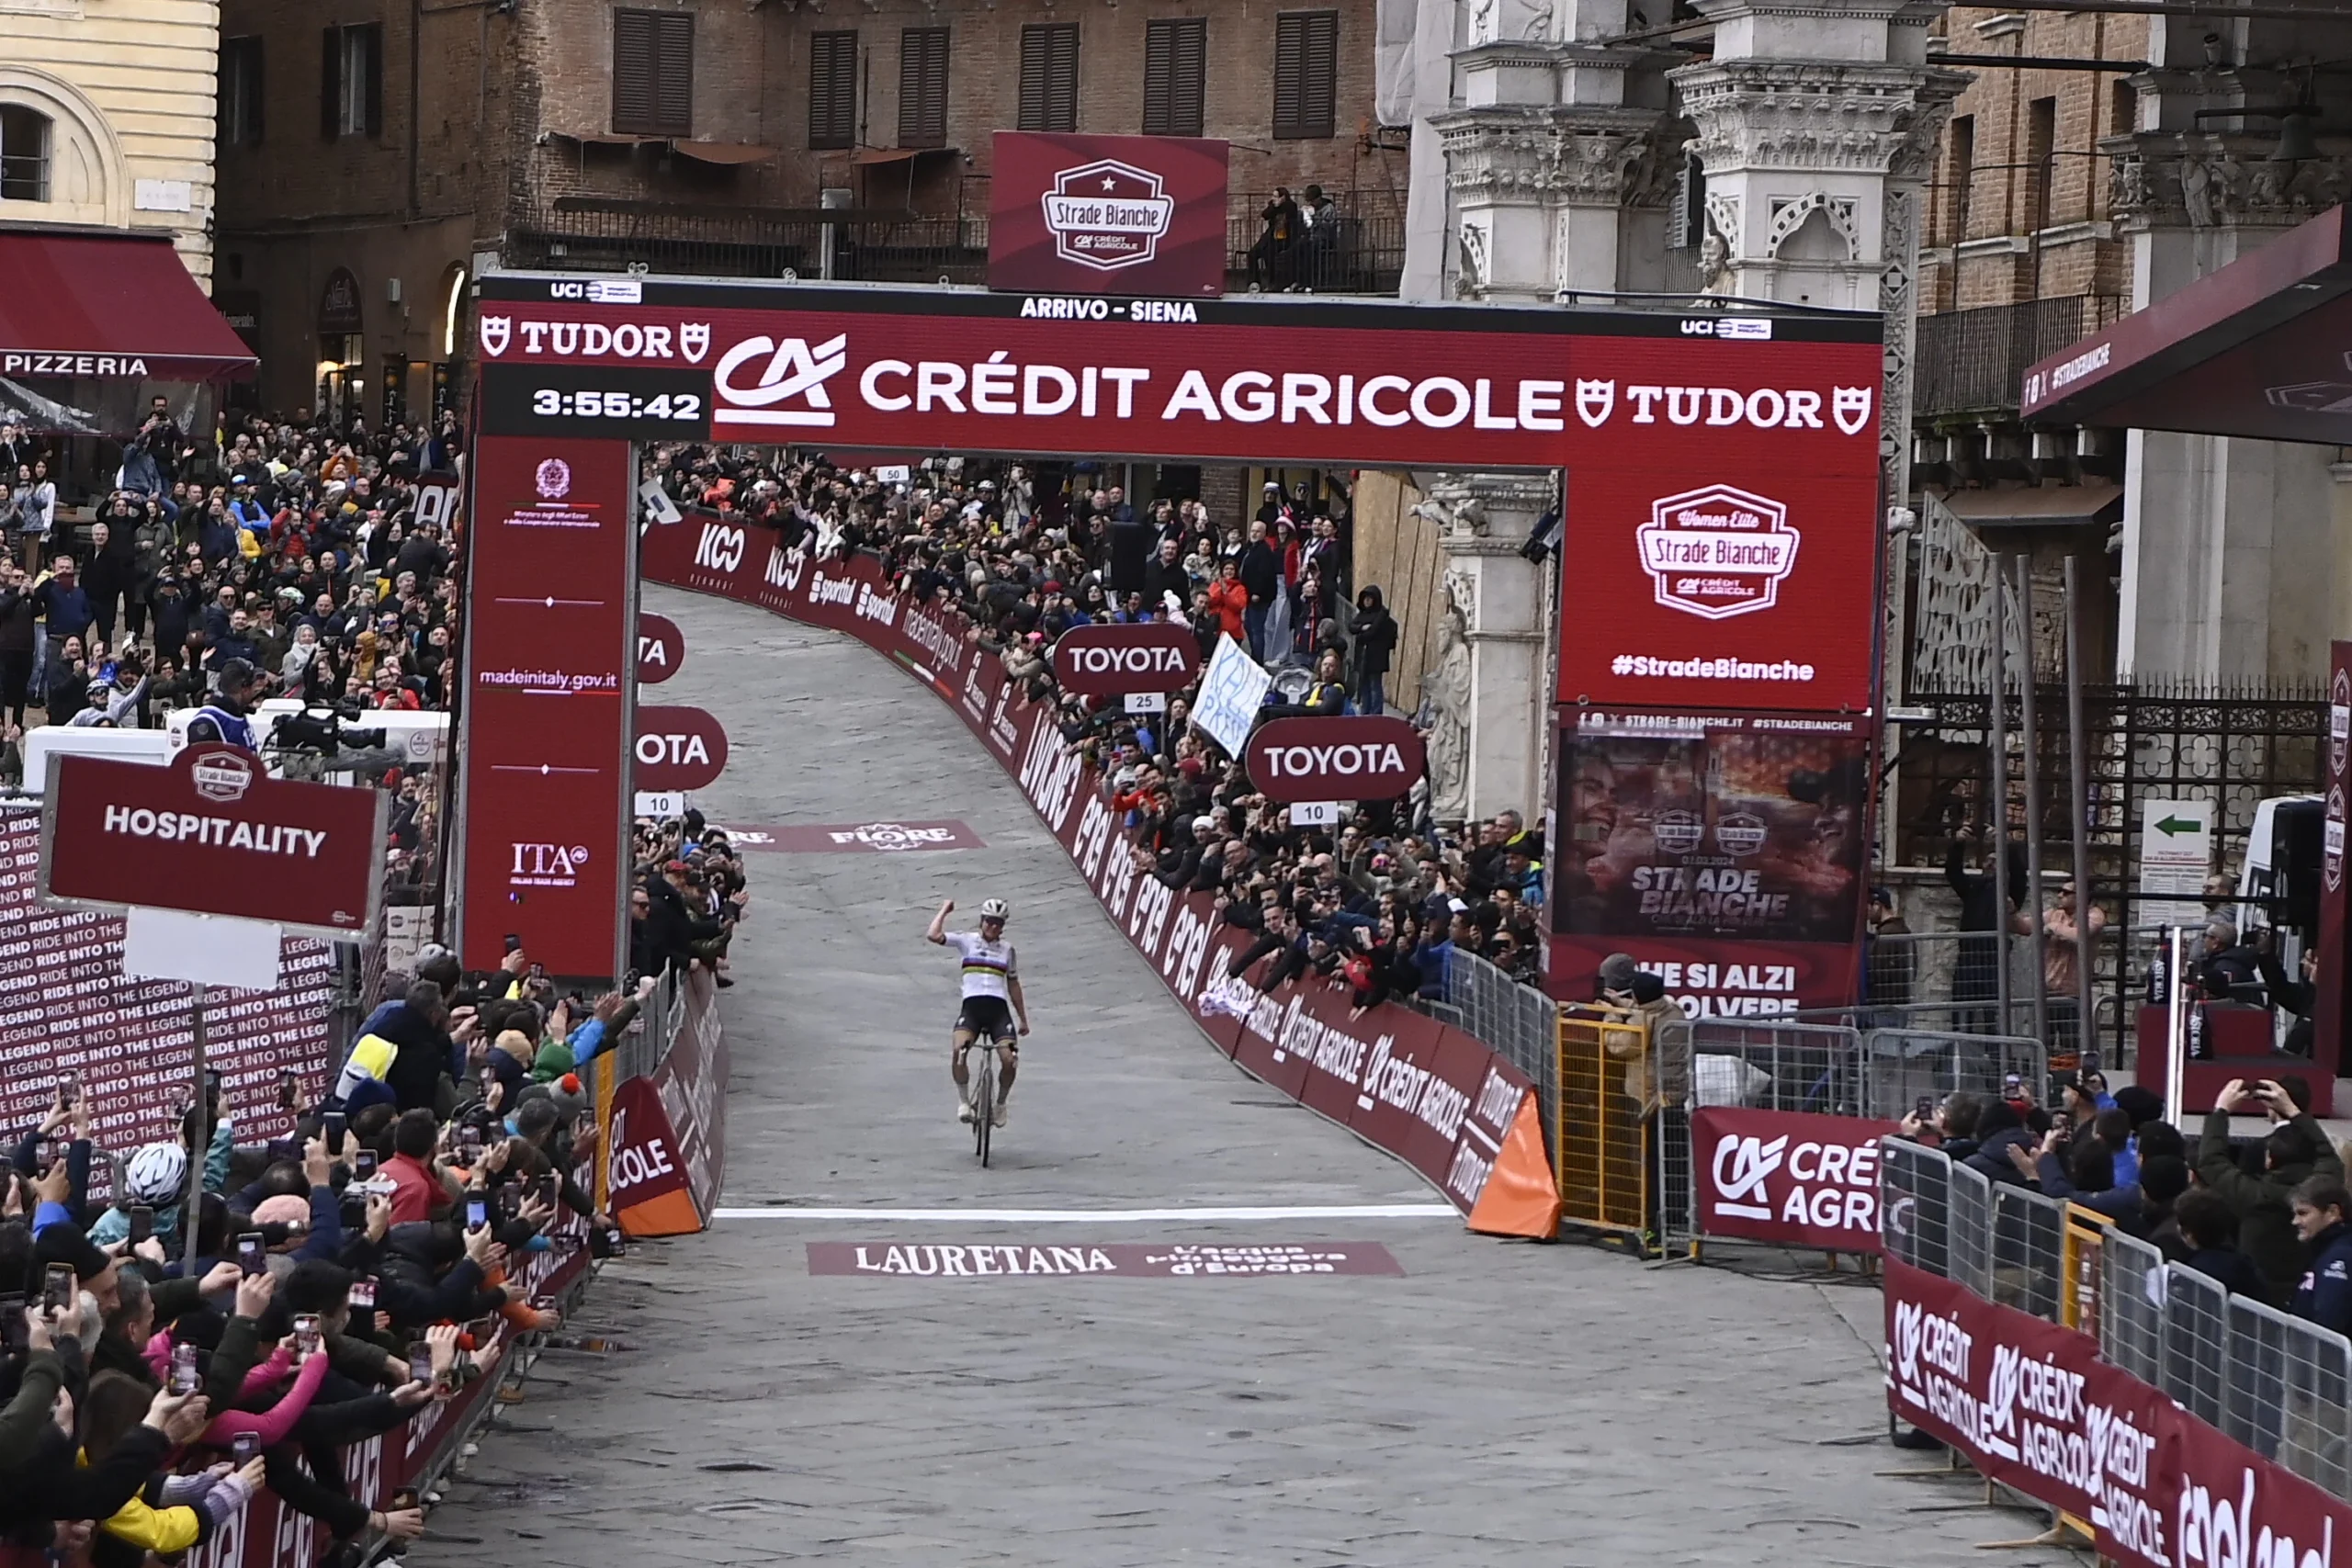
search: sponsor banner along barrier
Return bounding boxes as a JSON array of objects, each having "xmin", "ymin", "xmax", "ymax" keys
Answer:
[
  {"xmin": 642, "ymin": 525, "xmax": 1558, "ymax": 1234},
  {"xmin": 726, "ymin": 820, "xmax": 988, "ymax": 853},
  {"xmin": 1883, "ymin": 1257, "xmax": 2352, "ymax": 1568},
  {"xmin": 1690, "ymin": 1106, "xmax": 1894, "ymax": 1253},
  {"xmin": 0, "ymin": 807, "xmax": 336, "ymax": 1167},
  {"xmin": 653, "ymin": 966, "xmax": 728, "ymax": 1224}
]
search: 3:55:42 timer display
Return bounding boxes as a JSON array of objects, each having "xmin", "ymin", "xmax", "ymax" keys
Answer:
[{"xmin": 531, "ymin": 388, "xmax": 703, "ymax": 422}]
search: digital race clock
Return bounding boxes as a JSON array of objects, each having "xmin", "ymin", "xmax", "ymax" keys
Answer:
[{"xmin": 479, "ymin": 364, "xmax": 713, "ymax": 439}]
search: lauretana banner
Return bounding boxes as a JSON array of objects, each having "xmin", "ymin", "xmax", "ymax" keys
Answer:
[
  {"xmin": 1883, "ymin": 1257, "xmax": 2352, "ymax": 1568},
  {"xmin": 640, "ymin": 519, "xmax": 1557, "ymax": 1232},
  {"xmin": 1690, "ymin": 1106, "xmax": 1894, "ymax": 1253}
]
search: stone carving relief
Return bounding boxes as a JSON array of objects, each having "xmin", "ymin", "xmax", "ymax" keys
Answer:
[
  {"xmin": 1455, "ymin": 220, "xmax": 1489, "ymax": 299},
  {"xmin": 2108, "ymin": 144, "xmax": 2351, "ymax": 229},
  {"xmin": 1674, "ymin": 62, "xmax": 1962, "ymax": 176},
  {"xmin": 1913, "ymin": 493, "xmax": 2029, "ymax": 699},
  {"xmin": 1413, "ymin": 476, "xmax": 1490, "ymax": 538},
  {"xmin": 1422, "ymin": 582, "xmax": 1475, "ymax": 825},
  {"xmin": 1435, "ymin": 109, "xmax": 1669, "ymax": 209},
  {"xmin": 1700, "ymin": 193, "xmax": 1739, "ymax": 289}
]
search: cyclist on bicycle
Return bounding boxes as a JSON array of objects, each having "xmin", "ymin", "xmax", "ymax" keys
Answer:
[{"xmin": 926, "ymin": 897, "xmax": 1028, "ymax": 1127}]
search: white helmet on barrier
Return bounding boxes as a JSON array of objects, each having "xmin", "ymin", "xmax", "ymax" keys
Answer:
[
  {"xmin": 124, "ymin": 1142, "xmax": 188, "ymax": 1206},
  {"xmin": 978, "ymin": 898, "xmax": 1010, "ymax": 924}
]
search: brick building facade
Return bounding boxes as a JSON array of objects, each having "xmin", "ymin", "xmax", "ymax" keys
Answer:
[{"xmin": 214, "ymin": 0, "xmax": 1406, "ymax": 415}]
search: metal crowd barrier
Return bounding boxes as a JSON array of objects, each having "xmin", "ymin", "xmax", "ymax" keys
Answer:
[
  {"xmin": 1886, "ymin": 1135, "xmax": 2352, "ymax": 1499},
  {"xmin": 1441, "ymin": 947, "xmax": 1560, "ymax": 1149},
  {"xmin": 1554, "ymin": 1008, "xmax": 1652, "ymax": 1244}
]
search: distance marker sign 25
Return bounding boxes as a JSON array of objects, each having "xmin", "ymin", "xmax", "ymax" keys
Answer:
[{"xmin": 479, "ymin": 363, "xmax": 713, "ymax": 440}]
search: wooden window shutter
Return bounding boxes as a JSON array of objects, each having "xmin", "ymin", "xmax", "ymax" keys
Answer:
[
  {"xmin": 361, "ymin": 26, "xmax": 383, "ymax": 138},
  {"xmin": 320, "ymin": 27, "xmax": 340, "ymax": 141},
  {"xmin": 1273, "ymin": 11, "xmax": 1337, "ymax": 140},
  {"xmin": 810, "ymin": 30, "xmax": 857, "ymax": 149},
  {"xmin": 898, "ymin": 28, "xmax": 947, "ymax": 148},
  {"xmin": 1019, "ymin": 24, "xmax": 1077, "ymax": 133},
  {"xmin": 612, "ymin": 9, "xmax": 656, "ymax": 134},
  {"xmin": 1142, "ymin": 19, "xmax": 1204, "ymax": 138},
  {"xmin": 652, "ymin": 12, "xmax": 692, "ymax": 136}
]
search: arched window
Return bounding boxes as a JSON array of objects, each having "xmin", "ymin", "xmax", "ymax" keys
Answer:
[{"xmin": 0, "ymin": 105, "xmax": 51, "ymax": 201}]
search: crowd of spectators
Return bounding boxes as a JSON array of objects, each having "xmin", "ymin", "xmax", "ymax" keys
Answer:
[
  {"xmin": 646, "ymin": 445, "xmax": 1541, "ymax": 1002},
  {"xmin": 0, "ymin": 936, "xmax": 631, "ymax": 1568},
  {"xmin": 1897, "ymin": 1069, "xmax": 2352, "ymax": 1338},
  {"xmin": 0, "ymin": 409, "xmax": 463, "ymax": 790}
]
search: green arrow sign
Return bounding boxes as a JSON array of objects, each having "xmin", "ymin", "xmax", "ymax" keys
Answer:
[{"xmin": 2154, "ymin": 814, "xmax": 2202, "ymax": 837}]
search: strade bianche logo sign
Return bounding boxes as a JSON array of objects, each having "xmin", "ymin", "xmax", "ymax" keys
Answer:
[
  {"xmin": 1042, "ymin": 159, "xmax": 1175, "ymax": 272},
  {"xmin": 1637, "ymin": 484, "xmax": 1800, "ymax": 621}
]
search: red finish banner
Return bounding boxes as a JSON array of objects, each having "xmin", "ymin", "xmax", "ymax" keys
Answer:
[
  {"xmin": 1690, "ymin": 1106, "xmax": 1894, "ymax": 1252},
  {"xmin": 640, "ymin": 525, "xmax": 1551, "ymax": 1223},
  {"xmin": 476, "ymin": 275, "xmax": 1882, "ymax": 716},
  {"xmin": 458, "ymin": 436, "xmax": 636, "ymax": 976},
  {"xmin": 988, "ymin": 131, "xmax": 1230, "ymax": 299},
  {"xmin": 40, "ymin": 745, "xmax": 387, "ymax": 937},
  {"xmin": 1881, "ymin": 1257, "xmax": 2352, "ymax": 1568}
]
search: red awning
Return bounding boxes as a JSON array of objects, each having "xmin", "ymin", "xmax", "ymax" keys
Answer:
[
  {"xmin": 671, "ymin": 141, "xmax": 779, "ymax": 165},
  {"xmin": 2018, "ymin": 203, "xmax": 2352, "ymax": 446},
  {"xmin": 0, "ymin": 227, "xmax": 257, "ymax": 381}
]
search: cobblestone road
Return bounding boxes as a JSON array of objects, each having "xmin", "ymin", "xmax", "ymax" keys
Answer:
[{"xmin": 405, "ymin": 584, "xmax": 2057, "ymax": 1566}]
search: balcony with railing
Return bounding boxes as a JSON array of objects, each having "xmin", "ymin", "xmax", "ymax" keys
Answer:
[
  {"xmin": 1914, "ymin": 295, "xmax": 2128, "ymax": 421},
  {"xmin": 509, "ymin": 189, "xmax": 1405, "ymax": 295}
]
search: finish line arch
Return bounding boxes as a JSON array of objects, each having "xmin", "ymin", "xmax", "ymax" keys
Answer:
[{"xmin": 450, "ymin": 273, "xmax": 1884, "ymax": 987}]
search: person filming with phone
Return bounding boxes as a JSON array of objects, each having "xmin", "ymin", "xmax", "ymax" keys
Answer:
[{"xmin": 2200, "ymin": 1076, "xmax": 2343, "ymax": 1306}]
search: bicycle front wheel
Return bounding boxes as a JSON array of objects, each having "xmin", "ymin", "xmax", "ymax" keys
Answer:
[{"xmin": 972, "ymin": 1060, "xmax": 992, "ymax": 1167}]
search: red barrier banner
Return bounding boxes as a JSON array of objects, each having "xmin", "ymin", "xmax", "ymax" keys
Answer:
[
  {"xmin": 1880, "ymin": 1258, "xmax": 2352, "ymax": 1568},
  {"xmin": 607, "ymin": 1074, "xmax": 698, "ymax": 1236},
  {"xmin": 0, "ymin": 807, "xmax": 335, "ymax": 1171},
  {"xmin": 458, "ymin": 436, "xmax": 636, "ymax": 976},
  {"xmin": 989, "ymin": 130, "xmax": 1230, "ymax": 298},
  {"xmin": 641, "ymin": 529, "xmax": 1556, "ymax": 1230},
  {"xmin": 1690, "ymin": 1106, "xmax": 1894, "ymax": 1252},
  {"xmin": 653, "ymin": 968, "xmax": 729, "ymax": 1224}
]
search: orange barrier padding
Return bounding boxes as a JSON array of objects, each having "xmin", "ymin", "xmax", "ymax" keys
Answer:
[{"xmin": 1468, "ymin": 1092, "xmax": 1562, "ymax": 1239}]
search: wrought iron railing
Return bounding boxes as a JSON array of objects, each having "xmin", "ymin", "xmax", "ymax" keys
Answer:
[{"xmin": 1914, "ymin": 294, "xmax": 2127, "ymax": 418}]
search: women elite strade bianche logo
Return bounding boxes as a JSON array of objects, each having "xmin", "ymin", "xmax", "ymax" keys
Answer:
[{"xmin": 1635, "ymin": 484, "xmax": 1799, "ymax": 620}]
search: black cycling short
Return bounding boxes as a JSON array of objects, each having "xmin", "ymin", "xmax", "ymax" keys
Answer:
[{"xmin": 955, "ymin": 995, "xmax": 1019, "ymax": 1046}]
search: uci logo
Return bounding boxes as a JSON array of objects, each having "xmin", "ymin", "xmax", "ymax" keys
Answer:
[
  {"xmin": 1710, "ymin": 1132, "xmax": 1788, "ymax": 1214},
  {"xmin": 713, "ymin": 333, "xmax": 849, "ymax": 430}
]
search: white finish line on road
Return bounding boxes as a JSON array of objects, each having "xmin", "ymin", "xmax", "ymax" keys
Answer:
[{"xmin": 710, "ymin": 1203, "xmax": 1461, "ymax": 1224}]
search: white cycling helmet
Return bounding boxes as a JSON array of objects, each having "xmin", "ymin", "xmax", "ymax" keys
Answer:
[
  {"xmin": 124, "ymin": 1142, "xmax": 189, "ymax": 1206},
  {"xmin": 978, "ymin": 898, "xmax": 1011, "ymax": 922}
]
